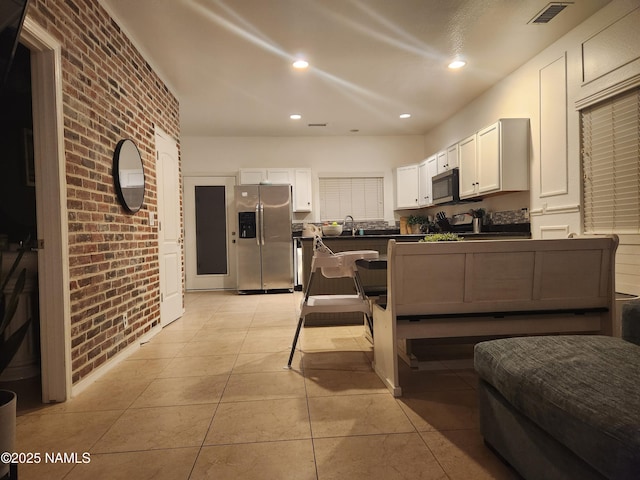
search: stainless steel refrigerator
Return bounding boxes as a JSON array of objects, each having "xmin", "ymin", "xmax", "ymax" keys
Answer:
[{"xmin": 235, "ymin": 184, "xmax": 293, "ymax": 293}]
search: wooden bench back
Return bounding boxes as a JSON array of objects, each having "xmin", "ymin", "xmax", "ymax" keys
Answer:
[{"xmin": 386, "ymin": 236, "xmax": 618, "ymax": 320}]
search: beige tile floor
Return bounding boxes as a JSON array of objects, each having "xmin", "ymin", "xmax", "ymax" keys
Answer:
[{"xmin": 9, "ymin": 291, "xmax": 521, "ymax": 480}]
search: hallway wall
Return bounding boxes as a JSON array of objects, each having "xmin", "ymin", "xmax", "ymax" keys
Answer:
[{"xmin": 27, "ymin": 0, "xmax": 180, "ymax": 383}]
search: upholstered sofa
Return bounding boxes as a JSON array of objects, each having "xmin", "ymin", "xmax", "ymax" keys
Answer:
[{"xmin": 474, "ymin": 300, "xmax": 640, "ymax": 480}]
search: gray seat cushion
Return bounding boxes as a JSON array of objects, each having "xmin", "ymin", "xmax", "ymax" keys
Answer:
[{"xmin": 474, "ymin": 335, "xmax": 640, "ymax": 480}]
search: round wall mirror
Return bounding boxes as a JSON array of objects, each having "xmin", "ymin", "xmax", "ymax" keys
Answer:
[{"xmin": 113, "ymin": 139, "xmax": 145, "ymax": 213}]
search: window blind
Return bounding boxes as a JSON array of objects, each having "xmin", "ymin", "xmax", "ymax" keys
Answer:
[
  {"xmin": 319, "ymin": 177, "xmax": 384, "ymax": 221},
  {"xmin": 581, "ymin": 86, "xmax": 640, "ymax": 233}
]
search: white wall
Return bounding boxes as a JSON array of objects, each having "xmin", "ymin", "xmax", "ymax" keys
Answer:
[
  {"xmin": 422, "ymin": 0, "xmax": 640, "ymax": 294},
  {"xmin": 181, "ymin": 135, "xmax": 425, "ymax": 224}
]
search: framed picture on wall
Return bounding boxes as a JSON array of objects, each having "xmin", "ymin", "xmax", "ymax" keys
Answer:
[{"xmin": 23, "ymin": 128, "xmax": 35, "ymax": 186}]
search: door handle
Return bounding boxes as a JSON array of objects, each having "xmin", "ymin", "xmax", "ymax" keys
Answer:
[
  {"xmin": 255, "ymin": 203, "xmax": 260, "ymax": 246},
  {"xmin": 259, "ymin": 203, "xmax": 265, "ymax": 245}
]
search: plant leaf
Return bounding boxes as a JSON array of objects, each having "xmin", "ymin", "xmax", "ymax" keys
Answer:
[{"xmin": 0, "ymin": 317, "xmax": 32, "ymax": 374}]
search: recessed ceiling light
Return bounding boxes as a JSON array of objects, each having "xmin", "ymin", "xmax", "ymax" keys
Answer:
[
  {"xmin": 448, "ymin": 60, "xmax": 467, "ymax": 69},
  {"xmin": 399, "ymin": 113, "xmax": 411, "ymax": 119},
  {"xmin": 290, "ymin": 114, "xmax": 302, "ymax": 120},
  {"xmin": 292, "ymin": 59, "xmax": 309, "ymax": 69}
]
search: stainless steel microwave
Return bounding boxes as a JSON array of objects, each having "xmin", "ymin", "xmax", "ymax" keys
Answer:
[{"xmin": 432, "ymin": 168, "xmax": 460, "ymax": 204}]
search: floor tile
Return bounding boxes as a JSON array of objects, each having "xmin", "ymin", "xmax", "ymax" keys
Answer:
[
  {"xmin": 397, "ymin": 389, "xmax": 479, "ymax": 432},
  {"xmin": 302, "ymin": 350, "xmax": 373, "ymax": 371},
  {"xmin": 314, "ymin": 433, "xmax": 448, "ymax": 480},
  {"xmin": 64, "ymin": 447, "xmax": 199, "ymax": 480},
  {"xmin": 15, "ymin": 410, "xmax": 122, "ymax": 480},
  {"xmin": 304, "ymin": 369, "xmax": 388, "ymax": 397},
  {"xmin": 158, "ymin": 354, "xmax": 236, "ymax": 378},
  {"xmin": 308, "ymin": 393, "xmax": 415, "ymax": 437},
  {"xmin": 94, "ymin": 358, "xmax": 173, "ymax": 383},
  {"xmin": 233, "ymin": 351, "xmax": 302, "ymax": 373},
  {"xmin": 205, "ymin": 397, "xmax": 311, "ymax": 444},
  {"xmin": 127, "ymin": 341, "xmax": 186, "ymax": 360},
  {"xmin": 180, "ymin": 331, "xmax": 247, "ymax": 355},
  {"xmin": 150, "ymin": 327, "xmax": 200, "ymax": 343},
  {"xmin": 398, "ymin": 362, "xmax": 475, "ymax": 393},
  {"xmin": 92, "ymin": 404, "xmax": 215, "ymax": 453},
  {"xmin": 35, "ymin": 377, "xmax": 151, "ymax": 413},
  {"xmin": 240, "ymin": 326, "xmax": 297, "ymax": 354},
  {"xmin": 221, "ymin": 371, "xmax": 306, "ymax": 402},
  {"xmin": 420, "ymin": 429, "xmax": 520, "ymax": 480},
  {"xmin": 300, "ymin": 335, "xmax": 363, "ymax": 353},
  {"xmin": 130, "ymin": 375, "xmax": 228, "ymax": 408},
  {"xmin": 15, "ymin": 290, "xmax": 514, "ymax": 479},
  {"xmin": 191, "ymin": 440, "xmax": 316, "ymax": 480}
]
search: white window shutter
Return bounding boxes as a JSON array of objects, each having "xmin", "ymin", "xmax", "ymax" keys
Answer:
[{"xmin": 582, "ymin": 87, "xmax": 640, "ymax": 234}]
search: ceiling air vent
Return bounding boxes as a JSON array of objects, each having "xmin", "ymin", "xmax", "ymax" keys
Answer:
[
  {"xmin": 308, "ymin": 123, "xmax": 327, "ymax": 127},
  {"xmin": 528, "ymin": 2, "xmax": 572, "ymax": 24}
]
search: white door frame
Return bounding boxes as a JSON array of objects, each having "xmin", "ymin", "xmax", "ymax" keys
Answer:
[
  {"xmin": 183, "ymin": 176, "xmax": 237, "ymax": 290},
  {"xmin": 155, "ymin": 127, "xmax": 184, "ymax": 326},
  {"xmin": 21, "ymin": 17, "xmax": 71, "ymax": 402}
]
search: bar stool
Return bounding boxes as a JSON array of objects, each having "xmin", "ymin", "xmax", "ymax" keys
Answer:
[{"xmin": 287, "ymin": 236, "xmax": 378, "ymax": 367}]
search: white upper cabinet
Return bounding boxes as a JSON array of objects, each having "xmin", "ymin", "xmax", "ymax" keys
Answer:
[
  {"xmin": 266, "ymin": 168, "xmax": 293, "ymax": 184},
  {"xmin": 477, "ymin": 123, "xmax": 502, "ymax": 194},
  {"xmin": 239, "ymin": 168, "xmax": 267, "ymax": 184},
  {"xmin": 239, "ymin": 167, "xmax": 313, "ymax": 212},
  {"xmin": 396, "ymin": 164, "xmax": 419, "ymax": 209},
  {"xmin": 419, "ymin": 156, "xmax": 438, "ymax": 206},
  {"xmin": 436, "ymin": 150, "xmax": 448, "ymax": 173},
  {"xmin": 239, "ymin": 168, "xmax": 292, "ymax": 185},
  {"xmin": 476, "ymin": 118, "xmax": 529, "ymax": 196},
  {"xmin": 446, "ymin": 143, "xmax": 459, "ymax": 170},
  {"xmin": 293, "ymin": 168, "xmax": 312, "ymax": 212},
  {"xmin": 458, "ymin": 134, "xmax": 478, "ymax": 198},
  {"xmin": 459, "ymin": 119, "xmax": 529, "ymax": 199}
]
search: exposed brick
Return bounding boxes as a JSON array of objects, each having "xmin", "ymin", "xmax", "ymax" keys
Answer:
[{"xmin": 28, "ymin": 0, "xmax": 181, "ymax": 385}]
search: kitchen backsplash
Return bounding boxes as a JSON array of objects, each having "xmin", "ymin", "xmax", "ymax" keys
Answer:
[
  {"xmin": 292, "ymin": 220, "xmax": 391, "ymax": 233},
  {"xmin": 487, "ymin": 208, "xmax": 529, "ymax": 225},
  {"xmin": 293, "ymin": 211, "xmax": 528, "ymax": 233}
]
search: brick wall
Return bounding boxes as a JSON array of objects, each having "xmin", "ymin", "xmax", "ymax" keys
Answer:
[{"xmin": 27, "ymin": 0, "xmax": 181, "ymax": 383}]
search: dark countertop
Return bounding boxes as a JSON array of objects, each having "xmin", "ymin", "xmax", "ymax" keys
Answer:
[{"xmin": 294, "ymin": 231, "xmax": 531, "ymax": 241}]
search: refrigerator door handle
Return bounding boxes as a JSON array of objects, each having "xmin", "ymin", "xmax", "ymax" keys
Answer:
[
  {"xmin": 259, "ymin": 202, "xmax": 265, "ymax": 245},
  {"xmin": 255, "ymin": 203, "xmax": 261, "ymax": 246}
]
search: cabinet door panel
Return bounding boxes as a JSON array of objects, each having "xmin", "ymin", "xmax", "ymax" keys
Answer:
[
  {"xmin": 396, "ymin": 165, "xmax": 419, "ymax": 208},
  {"xmin": 293, "ymin": 168, "xmax": 312, "ymax": 212},
  {"xmin": 239, "ymin": 169, "xmax": 266, "ymax": 184},
  {"xmin": 267, "ymin": 168, "xmax": 292, "ymax": 184},
  {"xmin": 446, "ymin": 144, "xmax": 459, "ymax": 170},
  {"xmin": 436, "ymin": 150, "xmax": 448, "ymax": 173},
  {"xmin": 477, "ymin": 122, "xmax": 501, "ymax": 194},
  {"xmin": 458, "ymin": 135, "xmax": 477, "ymax": 198}
]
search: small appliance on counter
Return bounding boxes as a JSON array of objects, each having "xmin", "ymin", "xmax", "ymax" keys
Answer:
[
  {"xmin": 436, "ymin": 212, "xmax": 475, "ymax": 233},
  {"xmin": 302, "ymin": 224, "xmax": 322, "ymax": 237}
]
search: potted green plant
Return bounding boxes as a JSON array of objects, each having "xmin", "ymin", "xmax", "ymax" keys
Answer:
[
  {"xmin": 420, "ymin": 232, "xmax": 464, "ymax": 242},
  {"xmin": 0, "ymin": 245, "xmax": 29, "ymax": 479},
  {"xmin": 407, "ymin": 215, "xmax": 429, "ymax": 234}
]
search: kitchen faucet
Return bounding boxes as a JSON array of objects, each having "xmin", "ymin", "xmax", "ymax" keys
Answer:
[{"xmin": 343, "ymin": 215, "xmax": 355, "ymax": 236}]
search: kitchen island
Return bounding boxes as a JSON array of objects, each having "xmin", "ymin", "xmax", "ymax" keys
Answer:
[{"xmin": 295, "ymin": 230, "xmax": 531, "ymax": 326}]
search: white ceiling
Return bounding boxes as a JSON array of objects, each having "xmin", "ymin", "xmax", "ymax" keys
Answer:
[{"xmin": 101, "ymin": 0, "xmax": 611, "ymax": 137}]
